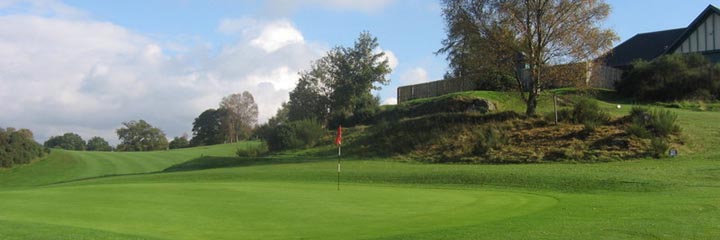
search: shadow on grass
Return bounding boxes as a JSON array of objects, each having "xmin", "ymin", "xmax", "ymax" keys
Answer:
[{"xmin": 162, "ymin": 155, "xmax": 329, "ymax": 172}]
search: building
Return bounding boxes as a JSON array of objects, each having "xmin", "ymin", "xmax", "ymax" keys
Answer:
[{"xmin": 605, "ymin": 4, "xmax": 720, "ymax": 69}]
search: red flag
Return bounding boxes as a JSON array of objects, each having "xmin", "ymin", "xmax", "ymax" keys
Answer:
[{"xmin": 334, "ymin": 125, "xmax": 342, "ymax": 145}]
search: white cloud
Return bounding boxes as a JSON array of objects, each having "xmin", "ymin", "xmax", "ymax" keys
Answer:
[
  {"xmin": 0, "ymin": 7, "xmax": 325, "ymax": 144},
  {"xmin": 378, "ymin": 48, "xmax": 399, "ymax": 70},
  {"xmin": 219, "ymin": 18, "xmax": 306, "ymax": 53},
  {"xmin": 382, "ymin": 97, "xmax": 397, "ymax": 105},
  {"xmin": 264, "ymin": 0, "xmax": 395, "ymax": 15},
  {"xmin": 399, "ymin": 67, "xmax": 430, "ymax": 85},
  {"xmin": 250, "ymin": 21, "xmax": 305, "ymax": 53}
]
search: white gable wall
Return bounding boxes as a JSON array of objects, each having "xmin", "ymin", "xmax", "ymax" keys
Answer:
[{"xmin": 675, "ymin": 13, "xmax": 720, "ymax": 53}]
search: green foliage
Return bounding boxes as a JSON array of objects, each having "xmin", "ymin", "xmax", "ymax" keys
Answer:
[
  {"xmin": 649, "ymin": 137, "xmax": 670, "ymax": 158},
  {"xmin": 287, "ymin": 31, "xmax": 390, "ymax": 127},
  {"xmin": 236, "ymin": 141, "xmax": 269, "ymax": 157},
  {"xmin": 220, "ymin": 91, "xmax": 259, "ymax": 142},
  {"xmin": 116, "ymin": 120, "xmax": 169, "ymax": 151},
  {"xmin": 86, "ymin": 136, "xmax": 112, "ymax": 151},
  {"xmin": 258, "ymin": 119, "xmax": 325, "ymax": 151},
  {"xmin": 627, "ymin": 107, "xmax": 681, "ymax": 138},
  {"xmin": 437, "ymin": 1, "xmax": 518, "ymax": 91},
  {"xmin": 44, "ymin": 132, "xmax": 86, "ymax": 150},
  {"xmin": 0, "ymin": 127, "xmax": 45, "ymax": 168},
  {"xmin": 190, "ymin": 108, "xmax": 228, "ymax": 146},
  {"xmin": 618, "ymin": 53, "xmax": 720, "ymax": 101},
  {"xmin": 169, "ymin": 136, "xmax": 190, "ymax": 149},
  {"xmin": 556, "ymin": 98, "xmax": 610, "ymax": 128}
]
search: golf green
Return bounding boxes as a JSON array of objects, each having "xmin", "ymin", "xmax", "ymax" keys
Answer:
[{"xmin": 0, "ymin": 181, "xmax": 556, "ymax": 240}]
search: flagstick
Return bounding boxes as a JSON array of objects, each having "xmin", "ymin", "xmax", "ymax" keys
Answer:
[{"xmin": 337, "ymin": 145, "xmax": 341, "ymax": 191}]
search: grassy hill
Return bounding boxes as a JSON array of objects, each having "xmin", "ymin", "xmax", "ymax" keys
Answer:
[{"xmin": 0, "ymin": 90, "xmax": 719, "ymax": 239}]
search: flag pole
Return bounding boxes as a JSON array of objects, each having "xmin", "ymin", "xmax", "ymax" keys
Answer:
[
  {"xmin": 335, "ymin": 125, "xmax": 342, "ymax": 191},
  {"xmin": 337, "ymin": 144, "xmax": 341, "ymax": 191}
]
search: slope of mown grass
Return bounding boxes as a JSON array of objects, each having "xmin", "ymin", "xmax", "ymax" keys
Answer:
[{"xmin": 0, "ymin": 142, "xmax": 256, "ymax": 188}]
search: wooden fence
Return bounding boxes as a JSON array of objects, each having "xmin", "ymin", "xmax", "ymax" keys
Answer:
[
  {"xmin": 397, "ymin": 78, "xmax": 477, "ymax": 103},
  {"xmin": 397, "ymin": 65, "xmax": 623, "ymax": 103}
]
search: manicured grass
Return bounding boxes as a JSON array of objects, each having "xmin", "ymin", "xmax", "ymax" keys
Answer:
[{"xmin": 0, "ymin": 92, "xmax": 719, "ymax": 239}]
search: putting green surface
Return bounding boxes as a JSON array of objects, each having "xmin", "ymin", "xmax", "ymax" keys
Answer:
[{"xmin": 0, "ymin": 182, "xmax": 555, "ymax": 240}]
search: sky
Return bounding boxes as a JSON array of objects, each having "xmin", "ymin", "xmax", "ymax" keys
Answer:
[{"xmin": 0, "ymin": 0, "xmax": 716, "ymax": 144}]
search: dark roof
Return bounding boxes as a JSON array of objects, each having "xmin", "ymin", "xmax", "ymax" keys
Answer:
[
  {"xmin": 604, "ymin": 28, "xmax": 686, "ymax": 68},
  {"xmin": 665, "ymin": 5, "xmax": 720, "ymax": 53}
]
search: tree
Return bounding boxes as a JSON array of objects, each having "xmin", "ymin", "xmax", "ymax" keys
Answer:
[
  {"xmin": 439, "ymin": 0, "xmax": 617, "ymax": 115},
  {"xmin": 169, "ymin": 135, "xmax": 190, "ymax": 149},
  {"xmin": 437, "ymin": 0, "xmax": 518, "ymax": 90},
  {"xmin": 86, "ymin": 136, "xmax": 112, "ymax": 151},
  {"xmin": 44, "ymin": 132, "xmax": 86, "ymax": 150},
  {"xmin": 190, "ymin": 108, "xmax": 228, "ymax": 146},
  {"xmin": 220, "ymin": 91, "xmax": 258, "ymax": 143},
  {"xmin": 288, "ymin": 61, "xmax": 333, "ymax": 122},
  {"xmin": 116, "ymin": 120, "xmax": 168, "ymax": 151},
  {"xmin": 286, "ymin": 31, "xmax": 392, "ymax": 127},
  {"xmin": 0, "ymin": 127, "xmax": 45, "ymax": 168}
]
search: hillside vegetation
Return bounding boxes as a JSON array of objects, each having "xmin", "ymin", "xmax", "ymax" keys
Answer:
[{"xmin": 339, "ymin": 90, "xmax": 681, "ymax": 163}]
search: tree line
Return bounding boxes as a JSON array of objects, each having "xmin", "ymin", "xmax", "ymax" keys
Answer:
[{"xmin": 41, "ymin": 91, "xmax": 260, "ymax": 153}]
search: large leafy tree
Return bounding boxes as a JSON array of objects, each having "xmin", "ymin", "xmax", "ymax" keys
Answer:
[
  {"xmin": 86, "ymin": 136, "xmax": 112, "ymax": 151},
  {"xmin": 439, "ymin": 0, "xmax": 616, "ymax": 115},
  {"xmin": 220, "ymin": 91, "xmax": 258, "ymax": 143},
  {"xmin": 116, "ymin": 120, "xmax": 168, "ymax": 151},
  {"xmin": 190, "ymin": 108, "xmax": 228, "ymax": 146},
  {"xmin": 287, "ymin": 31, "xmax": 391, "ymax": 126},
  {"xmin": 437, "ymin": 0, "xmax": 518, "ymax": 90},
  {"xmin": 288, "ymin": 58, "xmax": 333, "ymax": 122},
  {"xmin": 44, "ymin": 132, "xmax": 86, "ymax": 150}
]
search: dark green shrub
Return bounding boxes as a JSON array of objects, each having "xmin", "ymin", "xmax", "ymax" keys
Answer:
[
  {"xmin": 571, "ymin": 98, "xmax": 610, "ymax": 125},
  {"xmin": 556, "ymin": 98, "xmax": 610, "ymax": 127},
  {"xmin": 649, "ymin": 109, "xmax": 680, "ymax": 137},
  {"xmin": 236, "ymin": 141, "xmax": 269, "ymax": 157},
  {"xmin": 649, "ymin": 137, "xmax": 669, "ymax": 158},
  {"xmin": 617, "ymin": 53, "xmax": 720, "ymax": 101},
  {"xmin": 477, "ymin": 70, "xmax": 516, "ymax": 91},
  {"xmin": 259, "ymin": 119, "xmax": 325, "ymax": 151},
  {"xmin": 0, "ymin": 128, "xmax": 45, "ymax": 168},
  {"xmin": 626, "ymin": 107, "xmax": 680, "ymax": 138}
]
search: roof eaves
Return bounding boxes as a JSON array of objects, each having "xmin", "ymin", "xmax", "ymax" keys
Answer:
[{"xmin": 664, "ymin": 4, "xmax": 720, "ymax": 54}]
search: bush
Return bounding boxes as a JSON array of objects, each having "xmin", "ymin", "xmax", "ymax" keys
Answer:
[
  {"xmin": 236, "ymin": 141, "xmax": 269, "ymax": 157},
  {"xmin": 259, "ymin": 119, "xmax": 325, "ymax": 151},
  {"xmin": 617, "ymin": 53, "xmax": 720, "ymax": 101},
  {"xmin": 649, "ymin": 109, "xmax": 680, "ymax": 137},
  {"xmin": 649, "ymin": 137, "xmax": 669, "ymax": 158},
  {"xmin": 556, "ymin": 98, "xmax": 610, "ymax": 128},
  {"xmin": 626, "ymin": 107, "xmax": 680, "ymax": 138},
  {"xmin": 0, "ymin": 128, "xmax": 46, "ymax": 168},
  {"xmin": 477, "ymin": 70, "xmax": 516, "ymax": 91}
]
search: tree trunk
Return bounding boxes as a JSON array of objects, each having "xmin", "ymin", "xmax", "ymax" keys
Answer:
[
  {"xmin": 526, "ymin": 90, "xmax": 537, "ymax": 115},
  {"xmin": 525, "ymin": 66, "xmax": 539, "ymax": 116}
]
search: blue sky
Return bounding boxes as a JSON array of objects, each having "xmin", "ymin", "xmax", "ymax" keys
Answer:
[{"xmin": 0, "ymin": 0, "xmax": 715, "ymax": 144}]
